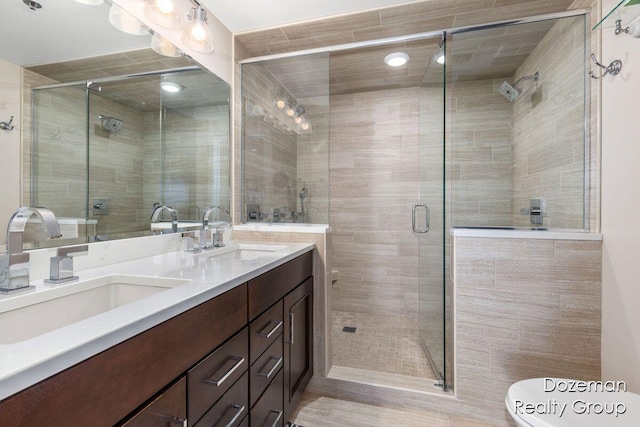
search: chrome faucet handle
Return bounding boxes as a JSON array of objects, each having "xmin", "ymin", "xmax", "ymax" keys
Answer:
[{"xmin": 45, "ymin": 245, "xmax": 88, "ymax": 284}]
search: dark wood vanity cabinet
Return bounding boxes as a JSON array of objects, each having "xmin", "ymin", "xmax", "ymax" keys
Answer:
[
  {"xmin": 0, "ymin": 250, "xmax": 313, "ymax": 427},
  {"xmin": 247, "ymin": 251, "xmax": 313, "ymax": 426},
  {"xmin": 122, "ymin": 378, "xmax": 187, "ymax": 427},
  {"xmin": 283, "ymin": 277, "xmax": 313, "ymax": 422}
]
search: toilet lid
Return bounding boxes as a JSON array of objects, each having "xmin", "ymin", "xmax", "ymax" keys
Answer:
[{"xmin": 506, "ymin": 378, "xmax": 640, "ymax": 427}]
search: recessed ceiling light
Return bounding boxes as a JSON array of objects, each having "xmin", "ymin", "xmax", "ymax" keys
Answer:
[
  {"xmin": 160, "ymin": 81, "xmax": 182, "ymax": 93},
  {"xmin": 384, "ymin": 52, "xmax": 410, "ymax": 67}
]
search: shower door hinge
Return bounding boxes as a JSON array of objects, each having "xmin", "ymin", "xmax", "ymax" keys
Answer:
[{"xmin": 433, "ymin": 379, "xmax": 445, "ymax": 389}]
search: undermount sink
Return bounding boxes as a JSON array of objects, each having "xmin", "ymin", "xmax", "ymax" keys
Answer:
[
  {"xmin": 0, "ymin": 275, "xmax": 190, "ymax": 345},
  {"xmin": 200, "ymin": 243, "xmax": 289, "ymax": 261}
]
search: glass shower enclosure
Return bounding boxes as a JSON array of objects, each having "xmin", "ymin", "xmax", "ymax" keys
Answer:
[{"xmin": 240, "ymin": 10, "xmax": 587, "ymax": 393}]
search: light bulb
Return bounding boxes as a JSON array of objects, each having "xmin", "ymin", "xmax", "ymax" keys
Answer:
[
  {"xmin": 276, "ymin": 100, "xmax": 286, "ymax": 109},
  {"xmin": 191, "ymin": 22, "xmax": 207, "ymax": 41},
  {"xmin": 286, "ymin": 108, "xmax": 295, "ymax": 117},
  {"xmin": 157, "ymin": 0, "xmax": 174, "ymax": 14},
  {"xmin": 294, "ymin": 116, "xmax": 302, "ymax": 124},
  {"xmin": 182, "ymin": 7, "xmax": 214, "ymax": 53},
  {"xmin": 301, "ymin": 123, "xmax": 310, "ymax": 131}
]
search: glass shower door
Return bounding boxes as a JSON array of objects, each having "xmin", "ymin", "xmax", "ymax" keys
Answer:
[{"xmin": 416, "ymin": 40, "xmax": 449, "ymax": 388}]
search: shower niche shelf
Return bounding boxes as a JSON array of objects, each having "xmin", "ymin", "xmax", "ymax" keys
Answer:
[{"xmin": 594, "ymin": 0, "xmax": 640, "ymax": 31}]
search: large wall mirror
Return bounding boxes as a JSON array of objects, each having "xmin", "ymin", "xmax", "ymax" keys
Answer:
[{"xmin": 1, "ymin": 1, "xmax": 230, "ymax": 248}]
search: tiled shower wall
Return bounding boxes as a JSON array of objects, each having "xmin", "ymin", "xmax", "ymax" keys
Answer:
[
  {"xmin": 241, "ymin": 62, "xmax": 329, "ymax": 224},
  {"xmin": 450, "ymin": 15, "xmax": 589, "ymax": 229},
  {"xmin": 511, "ymin": 15, "xmax": 588, "ymax": 228},
  {"xmin": 454, "ymin": 236, "xmax": 601, "ymax": 424},
  {"xmin": 449, "ymin": 79, "xmax": 515, "ymax": 227},
  {"xmin": 330, "ymin": 88, "xmax": 421, "ymax": 318},
  {"xmin": 142, "ymin": 106, "xmax": 230, "ymax": 224}
]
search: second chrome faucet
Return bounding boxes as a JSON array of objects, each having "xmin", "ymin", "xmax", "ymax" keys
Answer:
[{"xmin": 201, "ymin": 206, "xmax": 232, "ymax": 249}]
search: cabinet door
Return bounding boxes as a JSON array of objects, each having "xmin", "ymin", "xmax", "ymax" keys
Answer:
[
  {"xmin": 122, "ymin": 377, "xmax": 186, "ymax": 427},
  {"xmin": 283, "ymin": 277, "xmax": 313, "ymax": 423}
]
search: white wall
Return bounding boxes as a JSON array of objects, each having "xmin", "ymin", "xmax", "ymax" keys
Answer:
[
  {"xmin": 0, "ymin": 58, "xmax": 22, "ymax": 246},
  {"xmin": 601, "ymin": 0, "xmax": 640, "ymax": 392}
]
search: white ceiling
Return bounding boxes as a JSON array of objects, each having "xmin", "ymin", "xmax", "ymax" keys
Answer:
[{"xmin": 183, "ymin": 0, "xmax": 417, "ymax": 33}]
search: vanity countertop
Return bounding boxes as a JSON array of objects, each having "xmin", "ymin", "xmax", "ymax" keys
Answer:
[{"xmin": 0, "ymin": 240, "xmax": 314, "ymax": 401}]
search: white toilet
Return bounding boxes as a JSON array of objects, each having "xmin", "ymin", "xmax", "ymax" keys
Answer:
[{"xmin": 506, "ymin": 378, "xmax": 640, "ymax": 426}]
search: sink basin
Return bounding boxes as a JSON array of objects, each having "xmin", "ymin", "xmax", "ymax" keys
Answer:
[
  {"xmin": 0, "ymin": 275, "xmax": 190, "ymax": 345},
  {"xmin": 200, "ymin": 243, "xmax": 289, "ymax": 261}
]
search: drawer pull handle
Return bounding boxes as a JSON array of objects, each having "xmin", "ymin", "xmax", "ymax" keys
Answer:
[
  {"xmin": 285, "ymin": 312, "xmax": 294, "ymax": 344},
  {"xmin": 258, "ymin": 356, "xmax": 283, "ymax": 379},
  {"xmin": 156, "ymin": 414, "xmax": 187, "ymax": 427},
  {"xmin": 218, "ymin": 403, "xmax": 245, "ymax": 427},
  {"xmin": 204, "ymin": 356, "xmax": 245, "ymax": 387},
  {"xmin": 264, "ymin": 409, "xmax": 283, "ymax": 427},
  {"xmin": 258, "ymin": 319, "xmax": 283, "ymax": 339}
]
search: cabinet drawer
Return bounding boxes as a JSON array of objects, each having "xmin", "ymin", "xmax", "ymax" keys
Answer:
[
  {"xmin": 248, "ymin": 251, "xmax": 312, "ymax": 321},
  {"xmin": 193, "ymin": 371, "xmax": 249, "ymax": 427},
  {"xmin": 122, "ymin": 377, "xmax": 186, "ymax": 427},
  {"xmin": 250, "ymin": 300, "xmax": 283, "ymax": 364},
  {"xmin": 250, "ymin": 369, "xmax": 284, "ymax": 427},
  {"xmin": 188, "ymin": 328, "xmax": 249, "ymax": 425},
  {"xmin": 250, "ymin": 333, "xmax": 283, "ymax": 407}
]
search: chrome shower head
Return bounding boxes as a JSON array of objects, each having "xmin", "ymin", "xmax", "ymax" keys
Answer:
[
  {"xmin": 98, "ymin": 114, "xmax": 124, "ymax": 132},
  {"xmin": 498, "ymin": 81, "xmax": 519, "ymax": 102},
  {"xmin": 498, "ymin": 71, "xmax": 540, "ymax": 102}
]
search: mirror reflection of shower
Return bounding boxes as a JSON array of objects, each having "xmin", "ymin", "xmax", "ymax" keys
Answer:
[
  {"xmin": 498, "ymin": 71, "xmax": 539, "ymax": 102},
  {"xmin": 298, "ymin": 187, "xmax": 308, "ymax": 222}
]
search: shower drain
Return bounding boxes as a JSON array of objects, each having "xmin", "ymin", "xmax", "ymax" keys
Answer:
[{"xmin": 342, "ymin": 326, "xmax": 357, "ymax": 333}]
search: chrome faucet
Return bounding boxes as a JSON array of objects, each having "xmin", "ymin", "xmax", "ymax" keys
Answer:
[
  {"xmin": 0, "ymin": 207, "xmax": 62, "ymax": 293},
  {"xmin": 150, "ymin": 205, "xmax": 178, "ymax": 233},
  {"xmin": 201, "ymin": 206, "xmax": 232, "ymax": 248},
  {"xmin": 45, "ymin": 245, "xmax": 88, "ymax": 284}
]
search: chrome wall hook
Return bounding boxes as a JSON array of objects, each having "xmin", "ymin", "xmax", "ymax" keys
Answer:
[
  {"xmin": 589, "ymin": 53, "xmax": 622, "ymax": 79},
  {"xmin": 0, "ymin": 116, "xmax": 14, "ymax": 131}
]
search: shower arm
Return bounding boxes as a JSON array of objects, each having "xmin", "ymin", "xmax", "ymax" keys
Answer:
[{"xmin": 513, "ymin": 72, "xmax": 539, "ymax": 88}]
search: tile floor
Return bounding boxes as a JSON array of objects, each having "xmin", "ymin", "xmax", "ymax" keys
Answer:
[
  {"xmin": 290, "ymin": 392, "xmax": 503, "ymax": 427},
  {"xmin": 332, "ymin": 311, "xmax": 435, "ymax": 379}
]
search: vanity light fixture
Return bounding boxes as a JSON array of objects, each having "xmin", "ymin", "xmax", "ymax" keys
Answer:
[
  {"xmin": 182, "ymin": 6, "xmax": 215, "ymax": 53},
  {"xmin": 151, "ymin": 33, "xmax": 182, "ymax": 57},
  {"xmin": 73, "ymin": 0, "xmax": 104, "ymax": 5},
  {"xmin": 384, "ymin": 52, "xmax": 410, "ymax": 67},
  {"xmin": 160, "ymin": 81, "xmax": 183, "ymax": 93},
  {"xmin": 144, "ymin": 0, "xmax": 183, "ymax": 29},
  {"xmin": 109, "ymin": 3, "xmax": 149, "ymax": 35}
]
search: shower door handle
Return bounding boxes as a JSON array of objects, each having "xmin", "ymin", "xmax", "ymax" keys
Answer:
[{"xmin": 412, "ymin": 204, "xmax": 430, "ymax": 234}]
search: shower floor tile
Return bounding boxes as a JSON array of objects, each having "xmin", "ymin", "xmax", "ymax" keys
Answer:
[{"xmin": 332, "ymin": 311, "xmax": 435, "ymax": 380}]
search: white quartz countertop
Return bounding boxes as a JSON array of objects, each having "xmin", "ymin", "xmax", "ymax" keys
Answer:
[{"xmin": 0, "ymin": 240, "xmax": 314, "ymax": 401}]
